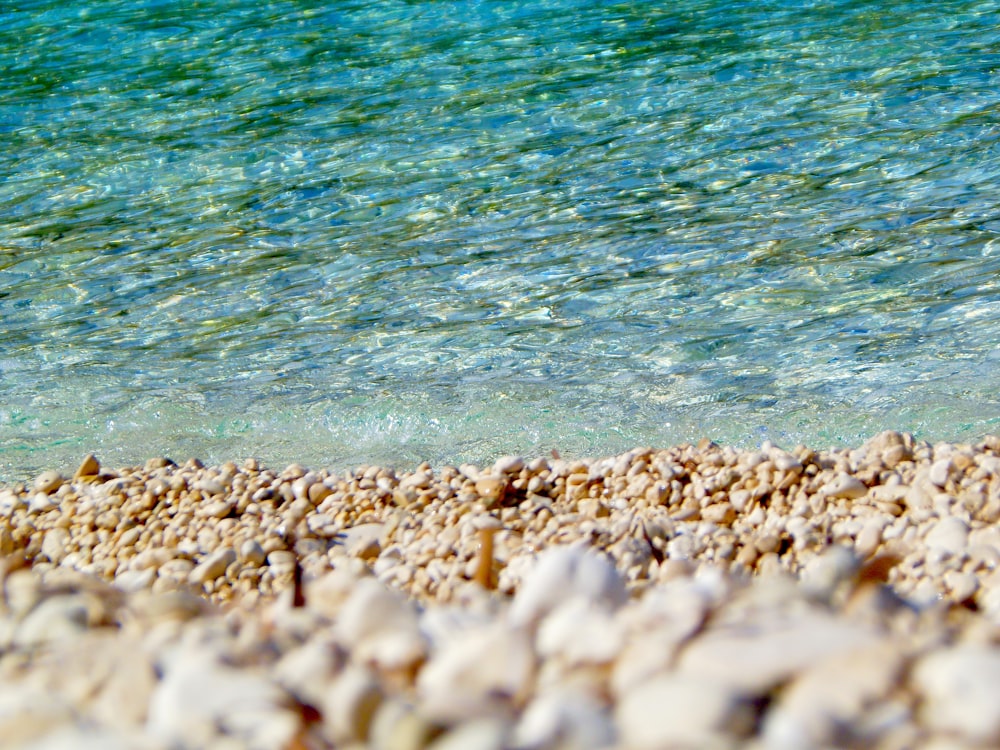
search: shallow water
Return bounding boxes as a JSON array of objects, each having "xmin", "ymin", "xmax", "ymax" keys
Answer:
[{"xmin": 2, "ymin": 0, "xmax": 1000, "ymax": 480}]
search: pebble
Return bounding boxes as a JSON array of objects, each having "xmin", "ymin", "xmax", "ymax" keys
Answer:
[
  {"xmin": 913, "ymin": 646, "xmax": 1000, "ymax": 744},
  {"xmin": 1, "ymin": 432, "xmax": 1000, "ymax": 748},
  {"xmin": 616, "ymin": 675, "xmax": 753, "ymax": 749},
  {"xmin": 188, "ymin": 547, "xmax": 236, "ymax": 585}
]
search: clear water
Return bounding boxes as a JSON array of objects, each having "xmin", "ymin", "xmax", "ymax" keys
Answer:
[{"xmin": 2, "ymin": 0, "xmax": 1000, "ymax": 481}]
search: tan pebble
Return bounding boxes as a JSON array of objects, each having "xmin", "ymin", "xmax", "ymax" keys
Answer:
[
  {"xmin": 368, "ymin": 699, "xmax": 437, "ymax": 750},
  {"xmin": 239, "ymin": 539, "xmax": 267, "ymax": 566},
  {"xmin": 418, "ymin": 622, "xmax": 535, "ymax": 723},
  {"xmin": 822, "ymin": 473, "xmax": 868, "ymax": 500},
  {"xmin": 944, "ymin": 570, "xmax": 978, "ymax": 601},
  {"xmin": 763, "ymin": 641, "xmax": 905, "ymax": 748},
  {"xmin": 119, "ymin": 527, "xmax": 142, "ymax": 548},
  {"xmin": 925, "ymin": 516, "xmax": 969, "ymax": 556},
  {"xmin": 474, "ymin": 476, "xmax": 506, "ymax": 508},
  {"xmin": 200, "ymin": 499, "xmax": 235, "ymax": 519},
  {"xmin": 33, "ymin": 470, "xmax": 64, "ymax": 495},
  {"xmin": 679, "ymin": 604, "xmax": 880, "ymax": 693},
  {"xmin": 14, "ymin": 594, "xmax": 89, "ymax": 646},
  {"xmin": 701, "ymin": 502, "xmax": 736, "ymax": 525},
  {"xmin": 616, "ymin": 675, "xmax": 754, "ymax": 749},
  {"xmin": 73, "ymin": 454, "xmax": 101, "ymax": 479},
  {"xmin": 323, "ymin": 667, "xmax": 384, "ymax": 744},
  {"xmin": 28, "ymin": 491, "xmax": 58, "ymax": 514},
  {"xmin": 427, "ymin": 718, "xmax": 507, "ymax": 750},
  {"xmin": 913, "ymin": 646, "xmax": 1000, "ymax": 744},
  {"xmin": 147, "ymin": 650, "xmax": 297, "ymax": 748},
  {"xmin": 493, "ymin": 455, "xmax": 524, "ymax": 475},
  {"xmin": 855, "ymin": 519, "xmax": 884, "ymax": 559},
  {"xmin": 189, "ymin": 547, "xmax": 236, "ymax": 585},
  {"xmin": 929, "ymin": 459, "xmax": 953, "ymax": 488},
  {"xmin": 40, "ymin": 527, "xmax": 70, "ymax": 564},
  {"xmin": 309, "ymin": 482, "xmax": 333, "ymax": 504},
  {"xmin": 343, "ymin": 523, "xmax": 384, "ymax": 561},
  {"xmin": 514, "ymin": 688, "xmax": 615, "ymax": 750}
]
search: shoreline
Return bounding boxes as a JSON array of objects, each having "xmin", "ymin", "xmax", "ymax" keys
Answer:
[{"xmin": 3, "ymin": 430, "xmax": 1000, "ymax": 747}]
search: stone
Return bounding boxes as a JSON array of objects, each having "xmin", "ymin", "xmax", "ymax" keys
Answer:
[
  {"xmin": 513, "ymin": 687, "xmax": 615, "ymax": 750},
  {"xmin": 925, "ymin": 517, "xmax": 969, "ymax": 556},
  {"xmin": 821, "ymin": 473, "xmax": 868, "ymax": 500},
  {"xmin": 33, "ymin": 470, "xmax": 64, "ymax": 495},
  {"xmin": 239, "ymin": 539, "xmax": 266, "ymax": 566},
  {"xmin": 426, "ymin": 718, "xmax": 507, "ymax": 750},
  {"xmin": 474, "ymin": 476, "xmax": 506, "ymax": 507},
  {"xmin": 509, "ymin": 545, "xmax": 626, "ymax": 627},
  {"xmin": 677, "ymin": 609, "xmax": 880, "ymax": 693},
  {"xmin": 493, "ymin": 455, "xmax": 525, "ymax": 475},
  {"xmin": 335, "ymin": 578, "xmax": 419, "ymax": 648},
  {"xmin": 73, "ymin": 454, "xmax": 101, "ymax": 479},
  {"xmin": 14, "ymin": 595, "xmax": 90, "ymax": 647},
  {"xmin": 929, "ymin": 459, "xmax": 953, "ymax": 487},
  {"xmin": 28, "ymin": 492, "xmax": 58, "ymax": 513},
  {"xmin": 762, "ymin": 641, "xmax": 904, "ymax": 749},
  {"xmin": 418, "ymin": 622, "xmax": 535, "ymax": 723},
  {"xmin": 147, "ymin": 649, "xmax": 297, "ymax": 748},
  {"xmin": 188, "ymin": 547, "xmax": 236, "ymax": 585},
  {"xmin": 343, "ymin": 523, "xmax": 384, "ymax": 561},
  {"xmin": 536, "ymin": 597, "xmax": 624, "ymax": 666},
  {"xmin": 616, "ymin": 675, "xmax": 753, "ymax": 749},
  {"xmin": 913, "ymin": 645, "xmax": 1000, "ymax": 744},
  {"xmin": 41, "ymin": 528, "xmax": 70, "ymax": 564},
  {"xmin": 323, "ymin": 667, "xmax": 384, "ymax": 745}
]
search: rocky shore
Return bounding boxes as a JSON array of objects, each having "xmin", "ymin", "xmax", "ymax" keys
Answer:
[{"xmin": 2, "ymin": 430, "xmax": 1000, "ymax": 748}]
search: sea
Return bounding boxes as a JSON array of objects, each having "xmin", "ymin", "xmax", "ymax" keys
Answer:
[{"xmin": 2, "ymin": 0, "xmax": 1000, "ymax": 482}]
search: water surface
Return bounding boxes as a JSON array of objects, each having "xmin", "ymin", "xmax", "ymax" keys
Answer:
[{"xmin": 2, "ymin": 0, "xmax": 1000, "ymax": 480}]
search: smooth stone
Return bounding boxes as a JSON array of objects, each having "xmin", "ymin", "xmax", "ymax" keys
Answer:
[
  {"xmin": 821, "ymin": 473, "xmax": 868, "ymax": 500},
  {"xmin": 199, "ymin": 499, "xmax": 235, "ymax": 519},
  {"xmin": 913, "ymin": 645, "xmax": 1000, "ymax": 744},
  {"xmin": 474, "ymin": 476, "xmax": 506, "ymax": 507},
  {"xmin": 762, "ymin": 641, "xmax": 905, "ymax": 749},
  {"xmin": 33, "ymin": 470, "xmax": 64, "ymax": 495},
  {"xmin": 343, "ymin": 523, "xmax": 384, "ymax": 561},
  {"xmin": 323, "ymin": 667, "xmax": 384, "ymax": 745},
  {"xmin": 73, "ymin": 454, "xmax": 101, "ymax": 479},
  {"xmin": 929, "ymin": 458, "xmax": 953, "ymax": 487},
  {"xmin": 616, "ymin": 675, "xmax": 753, "ymax": 749},
  {"xmin": 678, "ymin": 610, "xmax": 880, "ymax": 693},
  {"xmin": 368, "ymin": 700, "xmax": 438, "ymax": 750},
  {"xmin": 188, "ymin": 547, "xmax": 236, "ymax": 585},
  {"xmin": 335, "ymin": 578, "xmax": 418, "ymax": 649},
  {"xmin": 193, "ymin": 478, "xmax": 226, "ymax": 496},
  {"xmin": 14, "ymin": 595, "xmax": 90, "ymax": 647},
  {"xmin": 536, "ymin": 597, "xmax": 624, "ymax": 666},
  {"xmin": 925, "ymin": 517, "xmax": 969, "ymax": 556},
  {"xmin": 113, "ymin": 568, "xmax": 157, "ymax": 593},
  {"xmin": 799, "ymin": 546, "xmax": 860, "ymax": 600},
  {"xmin": 0, "ymin": 489, "xmax": 25, "ymax": 516},
  {"xmin": 513, "ymin": 688, "xmax": 615, "ymax": 750},
  {"xmin": 239, "ymin": 539, "xmax": 267, "ymax": 566},
  {"xmin": 426, "ymin": 718, "xmax": 507, "ymax": 750},
  {"xmin": 41, "ymin": 528, "xmax": 70, "ymax": 564},
  {"xmin": 28, "ymin": 492, "xmax": 58, "ymax": 514},
  {"xmin": 418, "ymin": 622, "xmax": 534, "ymax": 723},
  {"xmin": 274, "ymin": 636, "xmax": 344, "ymax": 707},
  {"xmin": 509, "ymin": 545, "xmax": 627, "ymax": 627},
  {"xmin": 493, "ymin": 455, "xmax": 525, "ymax": 475},
  {"xmin": 147, "ymin": 649, "xmax": 297, "ymax": 748}
]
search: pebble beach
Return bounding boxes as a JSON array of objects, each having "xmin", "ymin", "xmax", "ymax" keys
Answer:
[{"xmin": 3, "ymin": 431, "xmax": 1000, "ymax": 749}]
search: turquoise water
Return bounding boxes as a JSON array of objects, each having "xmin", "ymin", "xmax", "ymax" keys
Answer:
[{"xmin": 2, "ymin": 0, "xmax": 1000, "ymax": 481}]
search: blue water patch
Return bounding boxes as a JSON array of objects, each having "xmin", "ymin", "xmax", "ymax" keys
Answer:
[{"xmin": 1, "ymin": 0, "xmax": 999, "ymax": 480}]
